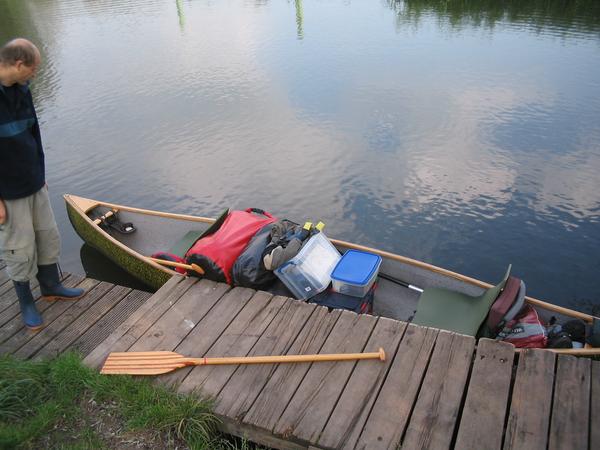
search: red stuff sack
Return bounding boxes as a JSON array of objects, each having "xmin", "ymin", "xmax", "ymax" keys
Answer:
[
  {"xmin": 496, "ymin": 305, "xmax": 548, "ymax": 348},
  {"xmin": 186, "ymin": 208, "xmax": 277, "ymax": 284}
]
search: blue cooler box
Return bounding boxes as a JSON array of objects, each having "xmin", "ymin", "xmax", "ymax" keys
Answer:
[{"xmin": 331, "ymin": 250, "xmax": 382, "ymax": 297}]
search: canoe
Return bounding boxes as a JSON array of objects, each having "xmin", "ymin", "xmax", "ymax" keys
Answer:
[{"xmin": 64, "ymin": 194, "xmax": 599, "ymax": 355}]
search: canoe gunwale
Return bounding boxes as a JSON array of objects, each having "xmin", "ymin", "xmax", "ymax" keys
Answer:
[{"xmin": 64, "ymin": 194, "xmax": 598, "ymax": 326}]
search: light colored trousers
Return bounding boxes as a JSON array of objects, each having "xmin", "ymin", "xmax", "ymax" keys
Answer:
[{"xmin": 0, "ymin": 186, "xmax": 61, "ymax": 282}]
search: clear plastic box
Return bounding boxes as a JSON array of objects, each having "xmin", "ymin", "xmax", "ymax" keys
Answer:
[
  {"xmin": 274, "ymin": 232, "xmax": 341, "ymax": 300},
  {"xmin": 331, "ymin": 250, "xmax": 382, "ymax": 298}
]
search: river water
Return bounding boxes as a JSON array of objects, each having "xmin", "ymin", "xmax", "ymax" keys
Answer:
[{"xmin": 2, "ymin": 0, "xmax": 599, "ymax": 312}]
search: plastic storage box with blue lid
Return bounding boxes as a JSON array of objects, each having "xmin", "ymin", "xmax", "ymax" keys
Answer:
[
  {"xmin": 331, "ymin": 249, "xmax": 382, "ymax": 297},
  {"xmin": 274, "ymin": 232, "xmax": 341, "ymax": 300}
]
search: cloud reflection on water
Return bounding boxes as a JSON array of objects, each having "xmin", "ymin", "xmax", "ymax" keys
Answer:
[{"xmin": 2, "ymin": 0, "xmax": 599, "ymax": 308}]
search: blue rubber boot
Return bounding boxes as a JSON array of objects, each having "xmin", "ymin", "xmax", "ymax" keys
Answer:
[
  {"xmin": 13, "ymin": 280, "xmax": 44, "ymax": 330},
  {"xmin": 37, "ymin": 263, "xmax": 85, "ymax": 301}
]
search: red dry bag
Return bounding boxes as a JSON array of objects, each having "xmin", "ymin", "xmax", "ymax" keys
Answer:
[
  {"xmin": 186, "ymin": 208, "xmax": 277, "ymax": 284},
  {"xmin": 496, "ymin": 305, "xmax": 548, "ymax": 348}
]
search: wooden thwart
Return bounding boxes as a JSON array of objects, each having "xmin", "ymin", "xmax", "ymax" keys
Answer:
[
  {"xmin": 101, "ymin": 348, "xmax": 386, "ymax": 375},
  {"xmin": 92, "ymin": 209, "xmax": 117, "ymax": 225}
]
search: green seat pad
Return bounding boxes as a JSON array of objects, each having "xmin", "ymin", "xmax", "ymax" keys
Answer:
[
  {"xmin": 168, "ymin": 208, "xmax": 230, "ymax": 258},
  {"xmin": 412, "ymin": 289, "xmax": 494, "ymax": 336},
  {"xmin": 412, "ymin": 266, "xmax": 511, "ymax": 336},
  {"xmin": 169, "ymin": 230, "xmax": 206, "ymax": 258}
]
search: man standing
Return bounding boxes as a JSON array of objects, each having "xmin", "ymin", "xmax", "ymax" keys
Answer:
[{"xmin": 0, "ymin": 38, "xmax": 84, "ymax": 331}]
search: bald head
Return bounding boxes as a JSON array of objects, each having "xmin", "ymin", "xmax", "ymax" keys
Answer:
[{"xmin": 0, "ymin": 38, "xmax": 41, "ymax": 67}]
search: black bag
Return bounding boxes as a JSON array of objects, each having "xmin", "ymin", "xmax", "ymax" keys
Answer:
[
  {"xmin": 232, "ymin": 219, "xmax": 310, "ymax": 289},
  {"xmin": 231, "ymin": 224, "xmax": 277, "ymax": 288},
  {"xmin": 308, "ymin": 283, "xmax": 376, "ymax": 314}
]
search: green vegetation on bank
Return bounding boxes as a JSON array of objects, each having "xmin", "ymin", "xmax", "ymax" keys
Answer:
[
  {"xmin": 389, "ymin": 0, "xmax": 600, "ymax": 32},
  {"xmin": 0, "ymin": 353, "xmax": 252, "ymax": 449}
]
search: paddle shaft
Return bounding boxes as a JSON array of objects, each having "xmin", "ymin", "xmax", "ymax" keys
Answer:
[
  {"xmin": 515, "ymin": 347, "xmax": 600, "ymax": 355},
  {"xmin": 148, "ymin": 257, "xmax": 205, "ymax": 275},
  {"xmin": 184, "ymin": 349, "xmax": 385, "ymax": 366}
]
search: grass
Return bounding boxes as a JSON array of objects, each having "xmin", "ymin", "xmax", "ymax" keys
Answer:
[{"xmin": 0, "ymin": 353, "xmax": 262, "ymax": 449}]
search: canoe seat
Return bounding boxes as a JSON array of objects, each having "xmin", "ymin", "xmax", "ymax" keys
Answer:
[
  {"xmin": 412, "ymin": 265, "xmax": 511, "ymax": 337},
  {"xmin": 169, "ymin": 230, "xmax": 206, "ymax": 258}
]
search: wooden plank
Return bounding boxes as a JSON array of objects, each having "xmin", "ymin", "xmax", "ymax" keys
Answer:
[
  {"xmin": 31, "ymin": 283, "xmax": 135, "ymax": 360},
  {"xmin": 128, "ymin": 279, "xmax": 230, "ymax": 352},
  {"xmin": 0, "ymin": 266, "xmax": 9, "ymax": 286},
  {"xmin": 0, "ymin": 282, "xmax": 11, "ymax": 302},
  {"xmin": 0, "ymin": 278, "xmax": 18, "ymax": 302},
  {"xmin": 0, "ymin": 280, "xmax": 17, "ymax": 302},
  {"xmin": 0, "ymin": 280, "xmax": 14, "ymax": 315},
  {"xmin": 0, "ymin": 277, "xmax": 100, "ymax": 356},
  {"xmin": 454, "ymin": 339, "xmax": 515, "ymax": 450},
  {"xmin": 218, "ymin": 418, "xmax": 307, "ymax": 450},
  {"xmin": 68, "ymin": 288, "xmax": 152, "ymax": 357},
  {"xmin": 214, "ymin": 298, "xmax": 316, "ymax": 419},
  {"xmin": 274, "ymin": 311, "xmax": 378, "ymax": 443},
  {"xmin": 0, "ymin": 274, "xmax": 74, "ymax": 345},
  {"xmin": 177, "ymin": 292, "xmax": 283, "ymax": 396},
  {"xmin": 503, "ymin": 349, "xmax": 556, "ymax": 450},
  {"xmin": 591, "ymin": 360, "xmax": 600, "ymax": 450},
  {"xmin": 318, "ymin": 317, "xmax": 408, "ymax": 450},
  {"xmin": 548, "ymin": 355, "xmax": 591, "ymax": 450},
  {"xmin": 354, "ymin": 324, "xmax": 439, "ymax": 450},
  {"xmin": 244, "ymin": 307, "xmax": 342, "ymax": 432},
  {"xmin": 159, "ymin": 286, "xmax": 260, "ymax": 388},
  {"xmin": 83, "ymin": 275, "xmax": 192, "ymax": 369},
  {"xmin": 400, "ymin": 331, "xmax": 476, "ymax": 450}
]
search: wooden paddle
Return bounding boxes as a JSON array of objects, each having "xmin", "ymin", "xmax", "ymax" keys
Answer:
[
  {"xmin": 148, "ymin": 257, "xmax": 205, "ymax": 275},
  {"xmin": 101, "ymin": 348, "xmax": 386, "ymax": 375},
  {"xmin": 515, "ymin": 346, "xmax": 599, "ymax": 355}
]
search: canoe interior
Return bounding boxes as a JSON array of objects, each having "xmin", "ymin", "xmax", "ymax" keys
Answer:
[{"xmin": 85, "ymin": 204, "xmax": 571, "ymax": 325}]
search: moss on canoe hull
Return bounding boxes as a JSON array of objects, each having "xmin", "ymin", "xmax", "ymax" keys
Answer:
[{"xmin": 66, "ymin": 202, "xmax": 171, "ymax": 291}]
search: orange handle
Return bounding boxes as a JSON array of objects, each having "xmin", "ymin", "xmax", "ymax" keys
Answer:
[{"xmin": 148, "ymin": 257, "xmax": 205, "ymax": 275}]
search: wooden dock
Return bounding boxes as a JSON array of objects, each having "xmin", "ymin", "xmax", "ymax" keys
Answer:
[{"xmin": 0, "ymin": 262, "xmax": 598, "ymax": 449}]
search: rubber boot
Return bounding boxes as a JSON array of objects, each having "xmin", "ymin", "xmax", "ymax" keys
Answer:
[
  {"xmin": 13, "ymin": 280, "xmax": 44, "ymax": 331},
  {"xmin": 36, "ymin": 263, "xmax": 85, "ymax": 301}
]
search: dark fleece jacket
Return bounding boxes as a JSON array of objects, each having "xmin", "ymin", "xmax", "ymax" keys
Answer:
[{"xmin": 0, "ymin": 82, "xmax": 45, "ymax": 200}]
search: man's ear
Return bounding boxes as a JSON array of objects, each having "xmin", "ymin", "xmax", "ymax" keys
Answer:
[{"xmin": 14, "ymin": 60, "xmax": 27, "ymax": 70}]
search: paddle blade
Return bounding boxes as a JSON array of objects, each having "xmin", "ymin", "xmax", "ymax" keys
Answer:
[{"xmin": 100, "ymin": 351, "xmax": 190, "ymax": 375}]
